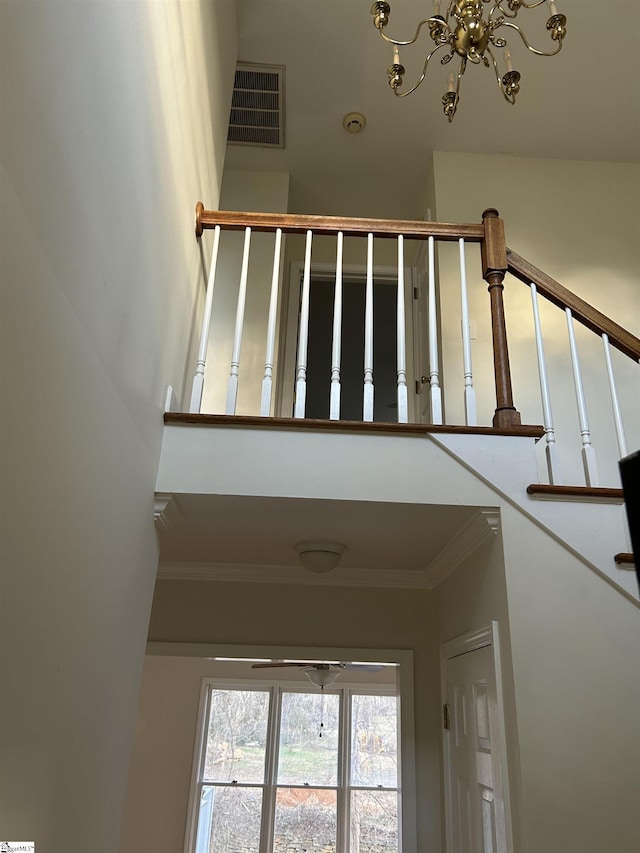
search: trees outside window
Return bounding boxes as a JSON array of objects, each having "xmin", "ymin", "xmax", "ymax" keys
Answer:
[{"xmin": 189, "ymin": 682, "xmax": 400, "ymax": 853}]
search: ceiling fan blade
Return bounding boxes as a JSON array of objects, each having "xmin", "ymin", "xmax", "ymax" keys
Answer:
[{"xmin": 251, "ymin": 661, "xmax": 387, "ymax": 672}]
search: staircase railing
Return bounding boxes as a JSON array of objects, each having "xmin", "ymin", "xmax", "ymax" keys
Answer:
[
  {"xmin": 187, "ymin": 203, "xmax": 639, "ymax": 487},
  {"xmin": 506, "ymin": 250, "xmax": 639, "ymax": 486}
]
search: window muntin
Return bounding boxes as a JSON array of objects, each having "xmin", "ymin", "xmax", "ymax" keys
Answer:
[
  {"xmin": 351, "ymin": 693, "xmax": 398, "ymax": 788},
  {"xmin": 278, "ymin": 691, "xmax": 340, "ymax": 786},
  {"xmin": 191, "ymin": 683, "xmax": 399, "ymax": 853},
  {"xmin": 274, "ymin": 787, "xmax": 338, "ymax": 852},
  {"xmin": 198, "ymin": 785, "xmax": 263, "ymax": 852},
  {"xmin": 204, "ymin": 688, "xmax": 270, "ymax": 783},
  {"xmin": 350, "ymin": 790, "xmax": 399, "ymax": 853}
]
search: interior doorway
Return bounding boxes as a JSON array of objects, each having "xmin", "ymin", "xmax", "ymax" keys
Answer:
[
  {"xmin": 121, "ymin": 643, "xmax": 417, "ymax": 853},
  {"xmin": 279, "ymin": 262, "xmax": 417, "ymax": 421},
  {"xmin": 306, "ymin": 275, "xmax": 398, "ymax": 421}
]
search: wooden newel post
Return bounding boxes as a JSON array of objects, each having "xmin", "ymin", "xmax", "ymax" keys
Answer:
[{"xmin": 481, "ymin": 208, "xmax": 522, "ymax": 428}]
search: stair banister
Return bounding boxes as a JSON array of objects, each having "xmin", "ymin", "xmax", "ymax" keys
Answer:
[
  {"xmin": 506, "ymin": 249, "xmax": 640, "ymax": 360},
  {"xmin": 191, "ymin": 204, "xmax": 637, "ymax": 484},
  {"xmin": 195, "ymin": 206, "xmax": 485, "ymax": 241},
  {"xmin": 189, "ymin": 224, "xmax": 221, "ymax": 414},
  {"xmin": 481, "ymin": 208, "xmax": 522, "ymax": 429},
  {"xmin": 260, "ymin": 228, "xmax": 283, "ymax": 417},
  {"xmin": 530, "ymin": 282, "xmax": 562, "ymax": 485}
]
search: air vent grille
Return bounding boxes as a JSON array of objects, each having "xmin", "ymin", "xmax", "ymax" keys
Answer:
[{"xmin": 228, "ymin": 63, "xmax": 285, "ymax": 148}]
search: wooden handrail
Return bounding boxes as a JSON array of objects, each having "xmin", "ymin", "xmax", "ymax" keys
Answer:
[
  {"xmin": 165, "ymin": 412, "xmax": 545, "ymax": 438},
  {"xmin": 507, "ymin": 249, "xmax": 640, "ymax": 361},
  {"xmin": 195, "ymin": 203, "xmax": 485, "ymax": 242}
]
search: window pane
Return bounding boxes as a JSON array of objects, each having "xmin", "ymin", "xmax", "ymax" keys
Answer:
[
  {"xmin": 278, "ymin": 692, "xmax": 339, "ymax": 785},
  {"xmin": 273, "ymin": 787, "xmax": 337, "ymax": 853},
  {"xmin": 351, "ymin": 695, "xmax": 398, "ymax": 787},
  {"xmin": 204, "ymin": 689, "xmax": 270, "ymax": 782},
  {"xmin": 350, "ymin": 790, "xmax": 399, "ymax": 853},
  {"xmin": 196, "ymin": 785, "xmax": 263, "ymax": 853}
]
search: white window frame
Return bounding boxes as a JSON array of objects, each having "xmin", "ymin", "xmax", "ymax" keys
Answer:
[
  {"xmin": 187, "ymin": 678, "xmax": 400, "ymax": 853},
  {"xmin": 147, "ymin": 643, "xmax": 416, "ymax": 853}
]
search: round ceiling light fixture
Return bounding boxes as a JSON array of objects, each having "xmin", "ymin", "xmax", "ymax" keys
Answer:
[
  {"xmin": 343, "ymin": 112, "xmax": 366, "ymax": 134},
  {"xmin": 295, "ymin": 541, "xmax": 346, "ymax": 573},
  {"xmin": 304, "ymin": 667, "xmax": 341, "ymax": 687}
]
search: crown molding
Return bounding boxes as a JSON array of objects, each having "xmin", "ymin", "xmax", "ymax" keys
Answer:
[
  {"xmin": 157, "ymin": 560, "xmax": 428, "ymax": 589},
  {"xmin": 423, "ymin": 508, "xmax": 500, "ymax": 589},
  {"xmin": 154, "ymin": 492, "xmax": 182, "ymax": 533},
  {"xmin": 156, "ymin": 507, "xmax": 500, "ymax": 588}
]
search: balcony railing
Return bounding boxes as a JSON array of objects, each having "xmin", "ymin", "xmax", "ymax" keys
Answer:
[{"xmin": 182, "ymin": 203, "xmax": 639, "ymax": 488}]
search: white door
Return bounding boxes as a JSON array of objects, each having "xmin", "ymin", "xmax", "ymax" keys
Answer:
[{"xmin": 443, "ymin": 641, "xmax": 510, "ymax": 853}]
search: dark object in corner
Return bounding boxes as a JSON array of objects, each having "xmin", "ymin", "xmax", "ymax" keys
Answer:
[{"xmin": 619, "ymin": 450, "xmax": 640, "ymax": 590}]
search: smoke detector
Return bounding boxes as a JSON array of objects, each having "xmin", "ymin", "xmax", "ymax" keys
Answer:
[{"xmin": 343, "ymin": 112, "xmax": 366, "ymax": 134}]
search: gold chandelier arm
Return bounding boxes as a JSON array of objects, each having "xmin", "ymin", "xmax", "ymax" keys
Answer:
[
  {"xmin": 485, "ymin": 45, "xmax": 516, "ymax": 104},
  {"xmin": 379, "ymin": 16, "xmax": 451, "ymax": 47},
  {"xmin": 394, "ymin": 41, "xmax": 451, "ymax": 98},
  {"xmin": 491, "ymin": 0, "xmax": 548, "ymax": 18},
  {"xmin": 497, "ymin": 20, "xmax": 563, "ymax": 56},
  {"xmin": 455, "ymin": 54, "xmax": 467, "ymax": 96},
  {"xmin": 490, "ymin": 5, "xmax": 516, "ymax": 21}
]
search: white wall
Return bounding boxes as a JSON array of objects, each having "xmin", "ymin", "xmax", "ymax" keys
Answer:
[
  {"xmin": 0, "ymin": 2, "xmax": 237, "ymax": 850},
  {"xmin": 500, "ymin": 503, "xmax": 640, "ymax": 853},
  {"xmin": 431, "ymin": 152, "xmax": 640, "ymax": 485}
]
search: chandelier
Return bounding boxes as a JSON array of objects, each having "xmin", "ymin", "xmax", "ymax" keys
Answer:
[{"xmin": 370, "ymin": 0, "xmax": 567, "ymax": 121}]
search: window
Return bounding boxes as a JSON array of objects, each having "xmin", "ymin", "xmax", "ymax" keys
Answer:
[{"xmin": 188, "ymin": 681, "xmax": 400, "ymax": 853}]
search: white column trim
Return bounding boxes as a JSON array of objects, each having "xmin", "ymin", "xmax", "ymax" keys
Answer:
[{"xmin": 154, "ymin": 492, "xmax": 182, "ymax": 533}]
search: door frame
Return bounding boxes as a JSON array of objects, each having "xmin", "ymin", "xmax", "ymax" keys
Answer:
[
  {"xmin": 277, "ymin": 261, "xmax": 417, "ymax": 420},
  {"xmin": 440, "ymin": 622, "xmax": 514, "ymax": 853}
]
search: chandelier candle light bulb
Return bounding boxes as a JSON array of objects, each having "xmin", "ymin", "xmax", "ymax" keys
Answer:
[
  {"xmin": 504, "ymin": 47, "xmax": 513, "ymax": 73},
  {"xmin": 370, "ymin": 0, "xmax": 566, "ymax": 120}
]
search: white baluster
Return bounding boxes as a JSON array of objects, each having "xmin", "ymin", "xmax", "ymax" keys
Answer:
[
  {"xmin": 458, "ymin": 238, "xmax": 477, "ymax": 426},
  {"xmin": 531, "ymin": 283, "xmax": 562, "ymax": 484},
  {"xmin": 363, "ymin": 233, "xmax": 375, "ymax": 421},
  {"xmin": 260, "ymin": 228, "xmax": 283, "ymax": 417},
  {"xmin": 396, "ymin": 235, "xmax": 408, "ymax": 423},
  {"xmin": 566, "ymin": 307, "xmax": 599, "ymax": 486},
  {"xmin": 428, "ymin": 236, "xmax": 443, "ymax": 424},
  {"xmin": 189, "ymin": 225, "xmax": 221, "ymax": 413},
  {"xmin": 294, "ymin": 230, "xmax": 313, "ymax": 418},
  {"xmin": 225, "ymin": 227, "xmax": 251, "ymax": 415},
  {"xmin": 602, "ymin": 333, "xmax": 628, "ymax": 459},
  {"xmin": 329, "ymin": 232, "xmax": 344, "ymax": 420}
]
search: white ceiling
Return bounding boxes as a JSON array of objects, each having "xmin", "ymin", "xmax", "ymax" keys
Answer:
[
  {"xmin": 225, "ymin": 0, "xmax": 640, "ymax": 215},
  {"xmin": 158, "ymin": 494, "xmax": 480, "ymax": 585}
]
